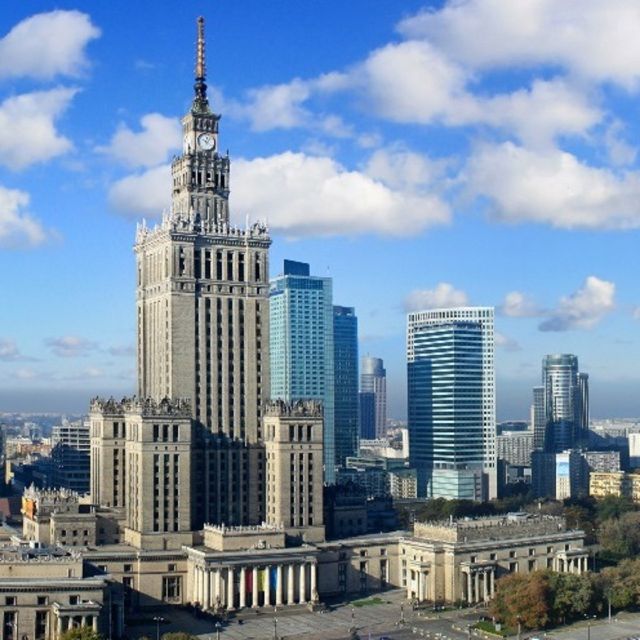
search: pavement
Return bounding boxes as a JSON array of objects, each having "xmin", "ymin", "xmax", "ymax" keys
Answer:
[{"xmin": 124, "ymin": 591, "xmax": 640, "ymax": 640}]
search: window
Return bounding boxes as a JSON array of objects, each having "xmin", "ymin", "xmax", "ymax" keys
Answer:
[
  {"xmin": 168, "ymin": 563, "xmax": 177, "ymax": 572},
  {"xmin": 69, "ymin": 595, "xmax": 79, "ymax": 605},
  {"xmin": 37, "ymin": 596, "xmax": 48, "ymax": 606},
  {"xmin": 4, "ymin": 597, "xmax": 15, "ymax": 606},
  {"xmin": 124, "ymin": 564, "xmax": 133, "ymax": 573},
  {"xmin": 35, "ymin": 611, "xmax": 48, "ymax": 640},
  {"xmin": 162, "ymin": 576, "xmax": 181, "ymax": 601}
]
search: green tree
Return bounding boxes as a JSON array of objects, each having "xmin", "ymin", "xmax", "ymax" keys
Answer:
[
  {"xmin": 547, "ymin": 572, "xmax": 593, "ymax": 624},
  {"xmin": 60, "ymin": 628, "xmax": 102, "ymax": 640},
  {"xmin": 598, "ymin": 511, "xmax": 640, "ymax": 559},
  {"xmin": 598, "ymin": 558, "xmax": 640, "ymax": 610},
  {"xmin": 595, "ymin": 495, "xmax": 638, "ymax": 522},
  {"xmin": 490, "ymin": 571, "xmax": 550, "ymax": 630},
  {"xmin": 161, "ymin": 633, "xmax": 198, "ymax": 640}
]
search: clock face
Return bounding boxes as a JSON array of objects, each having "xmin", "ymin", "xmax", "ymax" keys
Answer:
[{"xmin": 198, "ymin": 133, "xmax": 215, "ymax": 151}]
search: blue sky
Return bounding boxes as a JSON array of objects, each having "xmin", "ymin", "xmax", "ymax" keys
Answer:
[{"xmin": 2, "ymin": 0, "xmax": 640, "ymax": 418}]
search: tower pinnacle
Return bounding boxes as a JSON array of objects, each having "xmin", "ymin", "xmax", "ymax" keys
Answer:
[{"xmin": 193, "ymin": 16, "xmax": 210, "ymax": 113}]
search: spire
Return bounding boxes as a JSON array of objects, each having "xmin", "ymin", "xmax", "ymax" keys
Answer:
[{"xmin": 192, "ymin": 16, "xmax": 210, "ymax": 113}]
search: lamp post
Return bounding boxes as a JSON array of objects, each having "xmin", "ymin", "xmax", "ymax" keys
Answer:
[
  {"xmin": 273, "ymin": 607, "xmax": 278, "ymax": 640},
  {"xmin": 215, "ymin": 621, "xmax": 221, "ymax": 640},
  {"xmin": 400, "ymin": 602, "xmax": 405, "ymax": 624},
  {"xmin": 516, "ymin": 617, "xmax": 522, "ymax": 640},
  {"xmin": 152, "ymin": 616, "xmax": 164, "ymax": 640}
]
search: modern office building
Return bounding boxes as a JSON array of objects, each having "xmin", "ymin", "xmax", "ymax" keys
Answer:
[
  {"xmin": 532, "ymin": 386, "xmax": 546, "ymax": 449},
  {"xmin": 407, "ymin": 307, "xmax": 496, "ymax": 500},
  {"xmin": 496, "ymin": 430, "xmax": 534, "ymax": 467},
  {"xmin": 51, "ymin": 419, "xmax": 90, "ymax": 494},
  {"xmin": 270, "ymin": 260, "xmax": 336, "ymax": 482},
  {"xmin": 542, "ymin": 354, "xmax": 588, "ymax": 452},
  {"xmin": 360, "ymin": 357, "xmax": 387, "ymax": 438},
  {"xmin": 359, "ymin": 391, "xmax": 376, "ymax": 440},
  {"xmin": 333, "ymin": 306, "xmax": 359, "ymax": 467}
]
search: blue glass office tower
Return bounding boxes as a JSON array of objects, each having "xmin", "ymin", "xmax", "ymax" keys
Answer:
[
  {"xmin": 333, "ymin": 306, "xmax": 359, "ymax": 468},
  {"xmin": 270, "ymin": 260, "xmax": 336, "ymax": 482},
  {"xmin": 408, "ymin": 308, "xmax": 495, "ymax": 500}
]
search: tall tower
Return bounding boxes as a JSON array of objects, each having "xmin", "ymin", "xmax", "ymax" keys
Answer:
[
  {"xmin": 407, "ymin": 307, "xmax": 496, "ymax": 500},
  {"xmin": 135, "ymin": 17, "xmax": 271, "ymax": 526},
  {"xmin": 269, "ymin": 260, "xmax": 335, "ymax": 483},
  {"xmin": 542, "ymin": 354, "xmax": 579, "ymax": 452},
  {"xmin": 333, "ymin": 306, "xmax": 359, "ymax": 467},
  {"xmin": 360, "ymin": 357, "xmax": 387, "ymax": 438}
]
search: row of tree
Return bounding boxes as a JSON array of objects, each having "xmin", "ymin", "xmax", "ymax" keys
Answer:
[{"xmin": 490, "ymin": 558, "xmax": 640, "ymax": 630}]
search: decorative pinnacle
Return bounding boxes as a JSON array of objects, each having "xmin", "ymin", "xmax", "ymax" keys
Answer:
[
  {"xmin": 192, "ymin": 16, "xmax": 210, "ymax": 113},
  {"xmin": 195, "ymin": 16, "xmax": 206, "ymax": 80}
]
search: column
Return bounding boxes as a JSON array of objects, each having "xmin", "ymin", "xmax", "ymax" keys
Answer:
[
  {"xmin": 227, "ymin": 567, "xmax": 235, "ymax": 609},
  {"xmin": 416, "ymin": 571, "xmax": 422, "ymax": 601},
  {"xmin": 92, "ymin": 616, "xmax": 98, "ymax": 632},
  {"xmin": 264, "ymin": 566, "xmax": 271, "ymax": 607},
  {"xmin": 287, "ymin": 564, "xmax": 295, "ymax": 604},
  {"xmin": 82, "ymin": 616, "xmax": 89, "ymax": 628},
  {"xmin": 57, "ymin": 616, "xmax": 63, "ymax": 637},
  {"xmin": 489, "ymin": 569, "xmax": 495, "ymax": 598},
  {"xmin": 299, "ymin": 563, "xmax": 307, "ymax": 604},
  {"xmin": 240, "ymin": 567, "xmax": 247, "ymax": 609},
  {"xmin": 474, "ymin": 572, "xmax": 480, "ymax": 605},
  {"xmin": 252, "ymin": 566, "xmax": 259, "ymax": 608},
  {"xmin": 310, "ymin": 562, "xmax": 317, "ymax": 601},
  {"xmin": 203, "ymin": 568, "xmax": 210, "ymax": 609},
  {"xmin": 215, "ymin": 568, "xmax": 222, "ymax": 607},
  {"xmin": 276, "ymin": 564, "xmax": 283, "ymax": 606},
  {"xmin": 466, "ymin": 572, "xmax": 473, "ymax": 604}
]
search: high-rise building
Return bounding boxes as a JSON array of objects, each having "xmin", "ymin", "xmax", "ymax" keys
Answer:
[
  {"xmin": 51, "ymin": 420, "xmax": 90, "ymax": 494},
  {"xmin": 270, "ymin": 260, "xmax": 335, "ymax": 482},
  {"xmin": 360, "ymin": 357, "xmax": 387, "ymax": 438},
  {"xmin": 333, "ymin": 306, "xmax": 359, "ymax": 467},
  {"xmin": 532, "ymin": 386, "xmax": 546, "ymax": 449},
  {"xmin": 92, "ymin": 16, "xmax": 271, "ymax": 534},
  {"xmin": 541, "ymin": 354, "xmax": 588, "ymax": 452},
  {"xmin": 407, "ymin": 307, "xmax": 496, "ymax": 500},
  {"xmin": 359, "ymin": 392, "xmax": 376, "ymax": 440}
]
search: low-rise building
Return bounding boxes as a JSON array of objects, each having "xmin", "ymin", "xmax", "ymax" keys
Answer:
[{"xmin": 589, "ymin": 470, "xmax": 640, "ymax": 501}]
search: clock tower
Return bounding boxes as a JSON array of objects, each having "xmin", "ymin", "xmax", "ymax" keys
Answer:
[
  {"xmin": 172, "ymin": 16, "xmax": 229, "ymax": 228},
  {"xmin": 135, "ymin": 17, "xmax": 271, "ymax": 528}
]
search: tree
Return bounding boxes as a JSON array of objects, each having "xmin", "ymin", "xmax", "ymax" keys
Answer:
[
  {"xmin": 595, "ymin": 495, "xmax": 638, "ymax": 522},
  {"xmin": 597, "ymin": 558, "xmax": 640, "ymax": 610},
  {"xmin": 161, "ymin": 633, "xmax": 198, "ymax": 640},
  {"xmin": 547, "ymin": 572, "xmax": 593, "ymax": 624},
  {"xmin": 490, "ymin": 571, "xmax": 550, "ymax": 630},
  {"xmin": 60, "ymin": 628, "xmax": 102, "ymax": 640},
  {"xmin": 598, "ymin": 511, "xmax": 640, "ymax": 559}
]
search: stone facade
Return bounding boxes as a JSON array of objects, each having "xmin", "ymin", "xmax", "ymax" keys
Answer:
[
  {"xmin": 264, "ymin": 400, "xmax": 325, "ymax": 543},
  {"xmin": 0, "ymin": 542, "xmax": 123, "ymax": 640},
  {"xmin": 590, "ymin": 470, "xmax": 640, "ymax": 501},
  {"xmin": 400, "ymin": 514, "xmax": 587, "ymax": 605}
]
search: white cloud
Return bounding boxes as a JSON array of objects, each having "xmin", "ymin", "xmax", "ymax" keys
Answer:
[
  {"xmin": 232, "ymin": 151, "xmax": 450, "ymax": 236},
  {"xmin": 14, "ymin": 367, "xmax": 39, "ymax": 380},
  {"xmin": 398, "ymin": 0, "xmax": 640, "ymax": 88},
  {"xmin": 365, "ymin": 148, "xmax": 448, "ymax": 191},
  {"xmin": 0, "ymin": 186, "xmax": 49, "ymax": 249},
  {"xmin": 0, "ymin": 339, "xmax": 22, "ymax": 361},
  {"xmin": 46, "ymin": 336, "xmax": 97, "ymax": 358},
  {"xmin": 99, "ymin": 113, "xmax": 181, "ymax": 168},
  {"xmin": 404, "ymin": 283, "xmax": 469, "ymax": 312},
  {"xmin": 240, "ymin": 79, "xmax": 312, "ymax": 131},
  {"xmin": 539, "ymin": 276, "xmax": 615, "ymax": 332},
  {"xmin": 0, "ymin": 88, "xmax": 77, "ymax": 170},
  {"xmin": 633, "ymin": 307, "xmax": 640, "ymax": 321},
  {"xmin": 495, "ymin": 331, "xmax": 521, "ymax": 352},
  {"xmin": 500, "ymin": 291, "xmax": 541, "ymax": 318},
  {"xmin": 604, "ymin": 121, "xmax": 637, "ymax": 167},
  {"xmin": 108, "ymin": 345, "xmax": 136, "ymax": 357},
  {"xmin": 108, "ymin": 165, "xmax": 171, "ymax": 218},
  {"xmin": 0, "ymin": 10, "xmax": 100, "ymax": 81},
  {"xmin": 466, "ymin": 142, "xmax": 640, "ymax": 229}
]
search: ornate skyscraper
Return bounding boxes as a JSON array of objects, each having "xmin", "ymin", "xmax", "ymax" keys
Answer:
[{"xmin": 134, "ymin": 17, "xmax": 271, "ymax": 527}]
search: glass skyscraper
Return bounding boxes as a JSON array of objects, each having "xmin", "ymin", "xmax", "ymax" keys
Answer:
[
  {"xmin": 269, "ymin": 260, "xmax": 336, "ymax": 482},
  {"xmin": 360, "ymin": 357, "xmax": 387, "ymax": 438},
  {"xmin": 407, "ymin": 307, "xmax": 496, "ymax": 500},
  {"xmin": 333, "ymin": 306, "xmax": 359, "ymax": 468}
]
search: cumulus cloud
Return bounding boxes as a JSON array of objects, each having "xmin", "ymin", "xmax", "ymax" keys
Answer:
[
  {"xmin": 539, "ymin": 276, "xmax": 615, "ymax": 332},
  {"xmin": 398, "ymin": 0, "xmax": 640, "ymax": 88},
  {"xmin": 404, "ymin": 283, "xmax": 469, "ymax": 312},
  {"xmin": 98, "ymin": 113, "xmax": 181, "ymax": 168},
  {"xmin": 0, "ymin": 339, "xmax": 23, "ymax": 361},
  {"xmin": 0, "ymin": 10, "xmax": 100, "ymax": 81},
  {"xmin": 232, "ymin": 151, "xmax": 450, "ymax": 236},
  {"xmin": 500, "ymin": 291, "xmax": 541, "ymax": 318},
  {"xmin": 495, "ymin": 332, "xmax": 521, "ymax": 352},
  {"xmin": 466, "ymin": 142, "xmax": 640, "ymax": 229},
  {"xmin": 0, "ymin": 88, "xmax": 77, "ymax": 170},
  {"xmin": 0, "ymin": 186, "xmax": 50, "ymax": 249},
  {"xmin": 108, "ymin": 164, "xmax": 171, "ymax": 218},
  {"xmin": 46, "ymin": 336, "xmax": 97, "ymax": 358}
]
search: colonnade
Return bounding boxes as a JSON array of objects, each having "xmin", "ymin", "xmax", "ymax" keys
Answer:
[
  {"xmin": 463, "ymin": 567, "xmax": 495, "ymax": 604},
  {"xmin": 56, "ymin": 614, "xmax": 99, "ymax": 637},
  {"xmin": 408, "ymin": 569, "xmax": 430, "ymax": 602},
  {"xmin": 554, "ymin": 555, "xmax": 588, "ymax": 574},
  {"xmin": 192, "ymin": 561, "xmax": 317, "ymax": 610}
]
